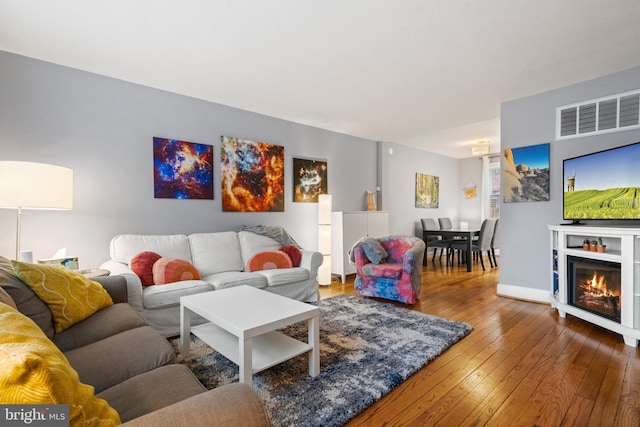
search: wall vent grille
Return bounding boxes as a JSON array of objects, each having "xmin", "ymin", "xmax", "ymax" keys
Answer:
[{"xmin": 556, "ymin": 90, "xmax": 640, "ymax": 139}]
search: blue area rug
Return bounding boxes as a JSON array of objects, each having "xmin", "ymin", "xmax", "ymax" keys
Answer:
[{"xmin": 171, "ymin": 294, "xmax": 473, "ymax": 427}]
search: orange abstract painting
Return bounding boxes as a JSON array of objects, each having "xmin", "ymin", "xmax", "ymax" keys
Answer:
[{"xmin": 221, "ymin": 136, "xmax": 285, "ymax": 212}]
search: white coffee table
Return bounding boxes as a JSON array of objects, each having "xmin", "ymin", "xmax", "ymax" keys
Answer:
[{"xmin": 180, "ymin": 285, "xmax": 320, "ymax": 384}]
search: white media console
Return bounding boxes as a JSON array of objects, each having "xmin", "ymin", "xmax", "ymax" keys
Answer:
[{"xmin": 549, "ymin": 224, "xmax": 640, "ymax": 347}]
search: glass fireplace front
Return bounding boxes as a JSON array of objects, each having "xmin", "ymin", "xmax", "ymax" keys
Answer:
[{"xmin": 567, "ymin": 255, "xmax": 622, "ymax": 323}]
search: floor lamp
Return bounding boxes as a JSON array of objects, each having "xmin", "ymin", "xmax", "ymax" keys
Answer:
[
  {"xmin": 317, "ymin": 194, "xmax": 332, "ymax": 285},
  {"xmin": 0, "ymin": 161, "xmax": 73, "ymax": 260}
]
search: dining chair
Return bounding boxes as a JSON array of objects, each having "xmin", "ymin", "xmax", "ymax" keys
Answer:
[
  {"xmin": 439, "ymin": 217, "xmax": 465, "ymax": 264},
  {"xmin": 421, "ymin": 218, "xmax": 451, "ymax": 264},
  {"xmin": 490, "ymin": 219, "xmax": 499, "ymax": 267},
  {"xmin": 450, "ymin": 218, "xmax": 497, "ymax": 271},
  {"xmin": 438, "ymin": 217, "xmax": 453, "ymax": 230}
]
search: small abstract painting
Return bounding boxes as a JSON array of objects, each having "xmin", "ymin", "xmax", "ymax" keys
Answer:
[
  {"xmin": 221, "ymin": 136, "xmax": 285, "ymax": 212},
  {"xmin": 503, "ymin": 143, "xmax": 550, "ymax": 203},
  {"xmin": 293, "ymin": 158, "xmax": 327, "ymax": 202},
  {"xmin": 415, "ymin": 173, "xmax": 439, "ymax": 208},
  {"xmin": 153, "ymin": 137, "xmax": 213, "ymax": 199}
]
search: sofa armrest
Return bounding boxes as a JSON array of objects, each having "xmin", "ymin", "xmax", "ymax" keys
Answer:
[
  {"xmin": 299, "ymin": 250, "xmax": 322, "ymax": 271},
  {"xmin": 93, "ymin": 275, "xmax": 128, "ymax": 304},
  {"xmin": 120, "ymin": 383, "xmax": 271, "ymax": 427},
  {"xmin": 99, "ymin": 260, "xmax": 144, "ymax": 311}
]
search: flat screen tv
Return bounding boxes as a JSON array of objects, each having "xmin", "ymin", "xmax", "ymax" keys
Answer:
[{"xmin": 563, "ymin": 141, "xmax": 640, "ymax": 222}]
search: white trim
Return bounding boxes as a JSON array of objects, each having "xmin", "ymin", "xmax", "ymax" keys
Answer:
[{"xmin": 497, "ymin": 283, "xmax": 550, "ymax": 304}]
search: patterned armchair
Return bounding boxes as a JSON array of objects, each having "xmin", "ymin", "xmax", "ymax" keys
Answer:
[{"xmin": 351, "ymin": 235, "xmax": 425, "ymax": 304}]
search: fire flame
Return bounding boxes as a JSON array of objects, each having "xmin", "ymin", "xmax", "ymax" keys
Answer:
[{"xmin": 579, "ymin": 272, "xmax": 616, "ymax": 298}]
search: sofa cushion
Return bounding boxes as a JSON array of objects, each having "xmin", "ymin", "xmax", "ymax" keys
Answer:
[
  {"xmin": 143, "ymin": 280, "xmax": 213, "ymax": 309},
  {"xmin": 110, "ymin": 234, "xmax": 192, "ymax": 264},
  {"xmin": 64, "ymin": 325, "xmax": 176, "ymax": 393},
  {"xmin": 152, "ymin": 258, "xmax": 201, "ymax": 285},
  {"xmin": 353, "ymin": 237, "xmax": 388, "ymax": 264},
  {"xmin": 53, "ymin": 303, "xmax": 147, "ymax": 352},
  {"xmin": 255, "ymin": 267, "xmax": 309, "ymax": 287},
  {"xmin": 238, "ymin": 231, "xmax": 281, "ymax": 271},
  {"xmin": 189, "ymin": 232, "xmax": 244, "ymax": 276},
  {"xmin": 248, "ymin": 250, "xmax": 293, "ymax": 272},
  {"xmin": 97, "ymin": 364, "xmax": 205, "ymax": 423},
  {"xmin": 202, "ymin": 271, "xmax": 268, "ymax": 290},
  {"xmin": 131, "ymin": 251, "xmax": 162, "ymax": 286},
  {"xmin": 0, "ymin": 302, "xmax": 121, "ymax": 425},
  {"xmin": 362, "ymin": 262, "xmax": 403, "ymax": 279},
  {"xmin": 12, "ymin": 261, "xmax": 114, "ymax": 333},
  {"xmin": 0, "ymin": 256, "xmax": 55, "ymax": 339},
  {"xmin": 0, "ymin": 285, "xmax": 16, "ymax": 309},
  {"xmin": 280, "ymin": 244, "xmax": 302, "ymax": 267}
]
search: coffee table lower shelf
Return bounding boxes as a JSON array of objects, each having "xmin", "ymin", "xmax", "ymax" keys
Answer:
[{"xmin": 191, "ymin": 323, "xmax": 313, "ymax": 374}]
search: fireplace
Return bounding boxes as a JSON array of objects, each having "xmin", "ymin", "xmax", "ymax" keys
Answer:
[{"xmin": 567, "ymin": 256, "xmax": 621, "ymax": 323}]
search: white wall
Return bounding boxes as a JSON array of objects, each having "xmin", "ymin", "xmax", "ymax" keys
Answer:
[{"xmin": 499, "ymin": 66, "xmax": 640, "ymax": 301}]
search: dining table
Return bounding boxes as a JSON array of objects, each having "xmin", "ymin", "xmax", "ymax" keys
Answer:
[{"xmin": 423, "ymin": 228, "xmax": 481, "ymax": 272}]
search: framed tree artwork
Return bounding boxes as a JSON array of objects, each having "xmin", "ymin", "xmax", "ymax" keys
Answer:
[{"xmin": 415, "ymin": 173, "xmax": 439, "ymax": 208}]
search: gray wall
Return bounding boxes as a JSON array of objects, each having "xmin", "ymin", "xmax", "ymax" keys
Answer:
[
  {"xmin": 0, "ymin": 52, "xmax": 381, "ymax": 267},
  {"xmin": 379, "ymin": 141, "xmax": 461, "ymax": 238},
  {"xmin": 457, "ymin": 155, "xmax": 486, "ymax": 228},
  {"xmin": 499, "ymin": 66, "xmax": 640, "ymax": 298},
  {"xmin": 1, "ymin": 51, "xmax": 469, "ymax": 270}
]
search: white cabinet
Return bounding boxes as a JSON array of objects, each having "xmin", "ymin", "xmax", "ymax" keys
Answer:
[
  {"xmin": 332, "ymin": 211, "xmax": 389, "ymax": 283},
  {"xmin": 549, "ymin": 224, "xmax": 640, "ymax": 347}
]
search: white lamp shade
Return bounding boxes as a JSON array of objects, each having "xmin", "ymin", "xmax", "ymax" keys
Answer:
[
  {"xmin": 0, "ymin": 161, "xmax": 73, "ymax": 209},
  {"xmin": 318, "ymin": 255, "xmax": 331, "ymax": 285},
  {"xmin": 318, "ymin": 194, "xmax": 332, "ymax": 225},
  {"xmin": 318, "ymin": 225, "xmax": 332, "ymax": 254}
]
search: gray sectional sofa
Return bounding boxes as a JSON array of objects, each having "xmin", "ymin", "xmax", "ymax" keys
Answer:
[{"xmin": 0, "ymin": 256, "xmax": 270, "ymax": 426}]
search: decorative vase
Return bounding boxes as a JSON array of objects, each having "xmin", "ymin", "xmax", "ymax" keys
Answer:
[
  {"xmin": 583, "ymin": 244, "xmax": 590, "ymax": 251},
  {"xmin": 590, "ymin": 244, "xmax": 597, "ymax": 252},
  {"xmin": 367, "ymin": 191, "xmax": 376, "ymax": 211},
  {"xmin": 597, "ymin": 245, "xmax": 606, "ymax": 253}
]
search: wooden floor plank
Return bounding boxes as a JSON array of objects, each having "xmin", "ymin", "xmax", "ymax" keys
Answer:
[{"xmin": 318, "ymin": 259, "xmax": 640, "ymax": 427}]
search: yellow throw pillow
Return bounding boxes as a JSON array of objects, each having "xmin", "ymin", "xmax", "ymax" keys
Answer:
[
  {"xmin": 0, "ymin": 302, "xmax": 121, "ymax": 426},
  {"xmin": 11, "ymin": 261, "xmax": 113, "ymax": 333}
]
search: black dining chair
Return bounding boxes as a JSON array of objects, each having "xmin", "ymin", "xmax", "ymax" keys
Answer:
[
  {"xmin": 450, "ymin": 218, "xmax": 497, "ymax": 271},
  {"xmin": 439, "ymin": 217, "xmax": 466, "ymax": 263},
  {"xmin": 421, "ymin": 218, "xmax": 451, "ymax": 264},
  {"xmin": 490, "ymin": 219, "xmax": 499, "ymax": 267}
]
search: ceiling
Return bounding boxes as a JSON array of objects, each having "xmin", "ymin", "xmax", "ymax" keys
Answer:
[{"xmin": 2, "ymin": 1, "xmax": 640, "ymax": 158}]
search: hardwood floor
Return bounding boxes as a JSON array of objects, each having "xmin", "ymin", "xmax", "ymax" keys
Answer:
[{"xmin": 319, "ymin": 257, "xmax": 640, "ymax": 426}]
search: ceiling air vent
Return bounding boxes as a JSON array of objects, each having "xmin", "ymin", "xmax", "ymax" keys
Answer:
[{"xmin": 556, "ymin": 90, "xmax": 640, "ymax": 140}]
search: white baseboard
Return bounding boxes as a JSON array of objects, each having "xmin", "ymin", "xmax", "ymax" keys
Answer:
[{"xmin": 497, "ymin": 283, "xmax": 550, "ymax": 304}]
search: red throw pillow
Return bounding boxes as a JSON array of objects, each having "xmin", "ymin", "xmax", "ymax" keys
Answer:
[
  {"xmin": 280, "ymin": 244, "xmax": 302, "ymax": 267},
  {"xmin": 248, "ymin": 251, "xmax": 293, "ymax": 272},
  {"xmin": 130, "ymin": 251, "xmax": 162, "ymax": 286},
  {"xmin": 152, "ymin": 258, "xmax": 201, "ymax": 285}
]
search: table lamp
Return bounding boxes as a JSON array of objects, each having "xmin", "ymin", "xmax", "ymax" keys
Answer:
[{"xmin": 0, "ymin": 161, "xmax": 73, "ymax": 260}]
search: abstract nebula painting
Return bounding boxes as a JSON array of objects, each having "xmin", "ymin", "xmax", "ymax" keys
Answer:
[
  {"xmin": 153, "ymin": 137, "xmax": 214, "ymax": 199},
  {"xmin": 221, "ymin": 136, "xmax": 285, "ymax": 212},
  {"xmin": 293, "ymin": 158, "xmax": 327, "ymax": 202},
  {"xmin": 415, "ymin": 173, "xmax": 439, "ymax": 208}
]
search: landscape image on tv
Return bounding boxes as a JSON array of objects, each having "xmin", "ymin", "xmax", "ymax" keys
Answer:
[{"xmin": 563, "ymin": 142, "xmax": 640, "ymax": 220}]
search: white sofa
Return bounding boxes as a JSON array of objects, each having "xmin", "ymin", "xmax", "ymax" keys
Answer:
[{"xmin": 100, "ymin": 231, "xmax": 322, "ymax": 337}]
